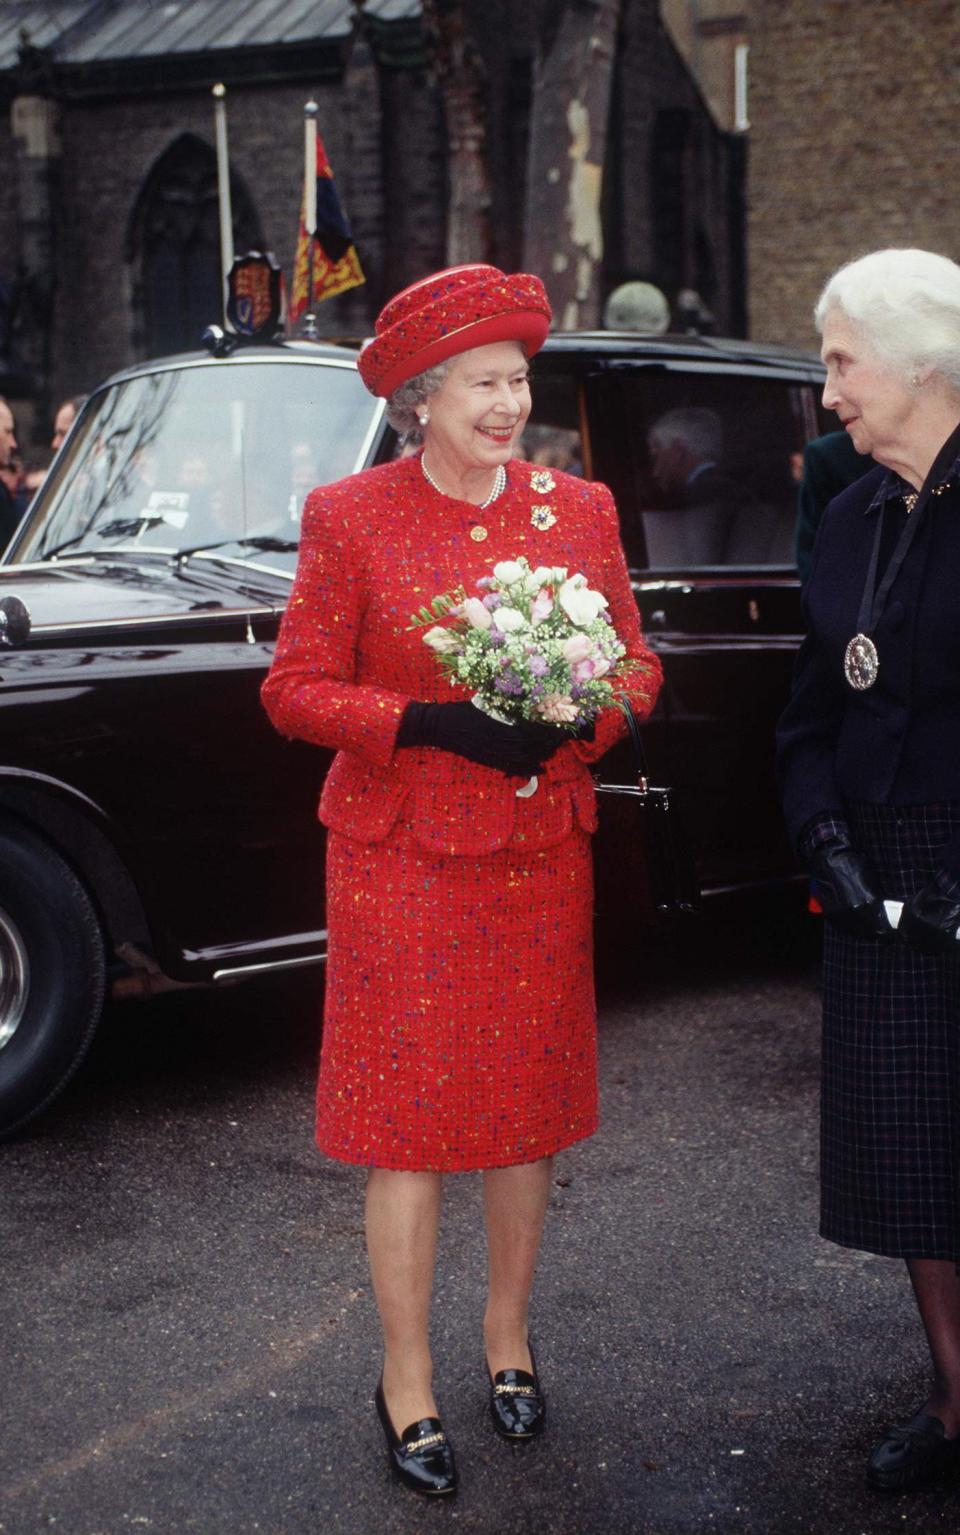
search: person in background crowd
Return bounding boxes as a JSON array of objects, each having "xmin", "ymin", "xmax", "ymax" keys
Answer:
[
  {"xmin": 261, "ymin": 263, "xmax": 662, "ymax": 1498},
  {"xmin": 777, "ymin": 248, "xmax": 960, "ymax": 1494},
  {"xmin": 0, "ymin": 397, "xmax": 21, "ymax": 549},
  {"xmin": 795, "ymin": 429, "xmax": 871, "ymax": 586},
  {"xmin": 51, "ymin": 396, "xmax": 86, "ymax": 453},
  {"xmin": 19, "ymin": 464, "xmax": 47, "ymax": 503}
]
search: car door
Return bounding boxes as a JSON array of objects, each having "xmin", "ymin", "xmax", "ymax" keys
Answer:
[{"xmin": 581, "ymin": 358, "xmax": 821, "ymax": 893}]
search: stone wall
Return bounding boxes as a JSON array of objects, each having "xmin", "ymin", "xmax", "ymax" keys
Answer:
[{"xmin": 49, "ymin": 69, "xmax": 443, "ymax": 404}]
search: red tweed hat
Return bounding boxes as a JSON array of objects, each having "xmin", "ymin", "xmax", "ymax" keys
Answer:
[{"xmin": 357, "ymin": 263, "xmax": 552, "ymax": 397}]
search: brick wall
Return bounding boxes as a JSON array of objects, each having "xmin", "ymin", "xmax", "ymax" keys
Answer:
[{"xmin": 748, "ymin": 0, "xmax": 960, "ymax": 348}]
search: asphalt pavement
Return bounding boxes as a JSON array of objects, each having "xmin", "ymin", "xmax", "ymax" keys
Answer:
[{"xmin": 3, "ymin": 910, "xmax": 959, "ymax": 1535}]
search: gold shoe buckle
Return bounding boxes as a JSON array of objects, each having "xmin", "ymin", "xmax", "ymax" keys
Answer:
[{"xmin": 403, "ymin": 1430, "xmax": 446, "ymax": 1454}]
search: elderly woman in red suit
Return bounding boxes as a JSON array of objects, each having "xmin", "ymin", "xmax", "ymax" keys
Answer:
[{"xmin": 261, "ymin": 264, "xmax": 662, "ymax": 1497}]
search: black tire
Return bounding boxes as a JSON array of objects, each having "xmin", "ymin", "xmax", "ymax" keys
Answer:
[{"xmin": 0, "ymin": 823, "xmax": 105, "ymax": 1138}]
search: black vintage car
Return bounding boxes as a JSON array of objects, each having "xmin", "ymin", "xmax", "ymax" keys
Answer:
[{"xmin": 0, "ymin": 329, "xmax": 832, "ymax": 1136}]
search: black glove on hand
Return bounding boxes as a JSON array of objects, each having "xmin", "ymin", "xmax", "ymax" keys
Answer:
[
  {"xmin": 797, "ymin": 815, "xmax": 892, "ymax": 940},
  {"xmin": 899, "ymin": 867, "xmax": 960, "ymax": 956},
  {"xmin": 397, "ymin": 700, "xmax": 566, "ymax": 777}
]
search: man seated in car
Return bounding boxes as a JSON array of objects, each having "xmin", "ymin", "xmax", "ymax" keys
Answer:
[{"xmin": 644, "ymin": 406, "xmax": 739, "ymax": 566}]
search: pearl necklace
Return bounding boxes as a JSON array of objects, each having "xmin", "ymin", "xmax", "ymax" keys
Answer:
[{"xmin": 420, "ymin": 454, "xmax": 506, "ymax": 510}]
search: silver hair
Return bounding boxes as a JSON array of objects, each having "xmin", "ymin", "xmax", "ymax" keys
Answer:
[
  {"xmin": 814, "ymin": 248, "xmax": 960, "ymax": 393},
  {"xmin": 385, "ymin": 362, "xmax": 451, "ymax": 444},
  {"xmin": 648, "ymin": 405, "xmax": 722, "ymax": 462}
]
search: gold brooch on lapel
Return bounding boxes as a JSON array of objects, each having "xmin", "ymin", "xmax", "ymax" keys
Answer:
[
  {"xmin": 530, "ymin": 469, "xmax": 556, "ymax": 494},
  {"xmin": 530, "ymin": 504, "xmax": 556, "ymax": 530}
]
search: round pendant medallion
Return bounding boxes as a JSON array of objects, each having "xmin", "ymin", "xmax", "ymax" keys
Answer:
[
  {"xmin": 470, "ymin": 525, "xmax": 488, "ymax": 542},
  {"xmin": 844, "ymin": 632, "xmax": 879, "ymax": 690}
]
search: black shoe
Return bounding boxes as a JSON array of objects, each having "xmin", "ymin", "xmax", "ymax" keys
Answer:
[
  {"xmin": 374, "ymin": 1378, "xmax": 457, "ymax": 1496},
  {"xmin": 866, "ymin": 1410, "xmax": 960, "ymax": 1492},
  {"xmin": 488, "ymin": 1344, "xmax": 546, "ymax": 1441}
]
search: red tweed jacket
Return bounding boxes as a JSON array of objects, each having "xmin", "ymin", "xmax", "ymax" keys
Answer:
[{"xmin": 261, "ymin": 454, "xmax": 663, "ymax": 857}]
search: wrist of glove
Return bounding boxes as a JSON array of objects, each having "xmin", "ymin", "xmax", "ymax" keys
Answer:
[
  {"xmin": 797, "ymin": 814, "xmax": 892, "ymax": 940},
  {"xmin": 396, "ymin": 700, "xmax": 567, "ymax": 777},
  {"xmin": 899, "ymin": 867, "xmax": 960, "ymax": 956}
]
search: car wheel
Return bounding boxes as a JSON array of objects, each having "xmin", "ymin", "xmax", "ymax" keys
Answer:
[{"xmin": 0, "ymin": 824, "xmax": 106, "ymax": 1138}]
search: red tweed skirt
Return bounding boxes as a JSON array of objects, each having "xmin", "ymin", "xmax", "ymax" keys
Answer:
[{"xmin": 316, "ymin": 824, "xmax": 598, "ymax": 1171}]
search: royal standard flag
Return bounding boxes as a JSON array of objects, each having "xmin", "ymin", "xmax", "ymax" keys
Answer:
[{"xmin": 290, "ymin": 134, "xmax": 365, "ymax": 321}]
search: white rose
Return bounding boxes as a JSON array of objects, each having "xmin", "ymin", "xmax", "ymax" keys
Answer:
[
  {"xmin": 494, "ymin": 606, "xmax": 528, "ymax": 633},
  {"xmin": 492, "ymin": 559, "xmax": 526, "ymax": 586},
  {"xmin": 558, "ymin": 575, "xmax": 609, "ymax": 627},
  {"xmin": 458, "ymin": 597, "xmax": 492, "ymax": 629},
  {"xmin": 423, "ymin": 625, "xmax": 462, "ymax": 653}
]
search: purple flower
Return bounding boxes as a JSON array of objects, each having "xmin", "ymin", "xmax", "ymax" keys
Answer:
[
  {"xmin": 528, "ymin": 653, "xmax": 548, "ymax": 677},
  {"xmin": 482, "ymin": 592, "xmax": 503, "ymax": 610},
  {"xmin": 487, "ymin": 630, "xmax": 506, "ymax": 647},
  {"xmin": 495, "ymin": 669, "xmax": 525, "ymax": 695}
]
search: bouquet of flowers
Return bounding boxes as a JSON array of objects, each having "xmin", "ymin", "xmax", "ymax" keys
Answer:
[{"xmin": 411, "ymin": 556, "xmax": 627, "ymax": 731}]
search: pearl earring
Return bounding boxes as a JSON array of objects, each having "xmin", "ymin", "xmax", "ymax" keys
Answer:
[{"xmin": 418, "ymin": 413, "xmax": 429, "ymax": 426}]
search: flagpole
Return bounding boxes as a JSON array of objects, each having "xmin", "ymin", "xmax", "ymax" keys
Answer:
[
  {"xmin": 212, "ymin": 83, "xmax": 234, "ymax": 326},
  {"xmin": 302, "ymin": 99, "xmax": 318, "ymax": 339}
]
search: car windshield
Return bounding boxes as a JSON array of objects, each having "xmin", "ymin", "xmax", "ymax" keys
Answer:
[{"xmin": 11, "ymin": 356, "xmax": 379, "ymax": 575}]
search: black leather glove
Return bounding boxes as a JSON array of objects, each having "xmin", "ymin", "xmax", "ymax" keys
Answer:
[
  {"xmin": 797, "ymin": 815, "xmax": 892, "ymax": 940},
  {"xmin": 899, "ymin": 867, "xmax": 960, "ymax": 956},
  {"xmin": 396, "ymin": 700, "xmax": 566, "ymax": 777}
]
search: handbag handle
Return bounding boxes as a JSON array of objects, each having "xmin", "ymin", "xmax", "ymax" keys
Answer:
[{"xmin": 614, "ymin": 697, "xmax": 651, "ymax": 792}]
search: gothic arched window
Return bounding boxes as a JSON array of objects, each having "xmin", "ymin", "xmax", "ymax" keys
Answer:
[{"xmin": 128, "ymin": 134, "xmax": 263, "ymax": 359}]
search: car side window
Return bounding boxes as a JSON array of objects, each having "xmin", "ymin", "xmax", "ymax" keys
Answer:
[
  {"xmin": 522, "ymin": 363, "xmax": 584, "ymax": 477},
  {"xmin": 588, "ymin": 370, "xmax": 816, "ymax": 571}
]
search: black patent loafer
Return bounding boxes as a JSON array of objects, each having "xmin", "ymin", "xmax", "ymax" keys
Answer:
[
  {"xmin": 488, "ymin": 1347, "xmax": 546, "ymax": 1441},
  {"xmin": 374, "ymin": 1379, "xmax": 457, "ymax": 1496},
  {"xmin": 866, "ymin": 1410, "xmax": 960, "ymax": 1492}
]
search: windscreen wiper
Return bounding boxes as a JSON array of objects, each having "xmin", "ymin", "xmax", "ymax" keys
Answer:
[
  {"xmin": 44, "ymin": 513, "xmax": 178, "ymax": 561},
  {"xmin": 175, "ymin": 535, "xmax": 299, "ymax": 568}
]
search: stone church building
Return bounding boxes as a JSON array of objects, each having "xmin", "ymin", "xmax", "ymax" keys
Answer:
[{"xmin": 0, "ymin": 0, "xmax": 745, "ymax": 450}]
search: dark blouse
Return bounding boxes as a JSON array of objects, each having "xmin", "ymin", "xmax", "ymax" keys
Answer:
[{"xmin": 777, "ymin": 441, "xmax": 960, "ymax": 874}]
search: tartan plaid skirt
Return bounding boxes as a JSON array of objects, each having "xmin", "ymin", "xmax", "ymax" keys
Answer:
[{"xmin": 821, "ymin": 801, "xmax": 960, "ymax": 1260}]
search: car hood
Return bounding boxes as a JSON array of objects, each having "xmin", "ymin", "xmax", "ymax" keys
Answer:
[{"xmin": 0, "ymin": 557, "xmax": 290, "ymax": 639}]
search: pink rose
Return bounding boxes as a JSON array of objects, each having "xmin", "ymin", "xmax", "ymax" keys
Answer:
[
  {"xmin": 562, "ymin": 634, "xmax": 594, "ymax": 664},
  {"xmin": 530, "ymin": 588, "xmax": 554, "ymax": 624}
]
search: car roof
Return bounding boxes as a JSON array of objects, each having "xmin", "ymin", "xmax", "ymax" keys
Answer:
[
  {"xmin": 95, "ymin": 337, "xmax": 365, "ymax": 392},
  {"xmin": 540, "ymin": 330, "xmax": 824, "ymax": 371},
  {"xmin": 91, "ymin": 327, "xmax": 823, "ymax": 396}
]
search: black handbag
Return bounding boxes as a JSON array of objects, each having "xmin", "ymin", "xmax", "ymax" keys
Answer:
[{"xmin": 592, "ymin": 700, "xmax": 700, "ymax": 921}]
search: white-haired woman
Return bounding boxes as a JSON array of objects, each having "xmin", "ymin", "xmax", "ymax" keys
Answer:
[{"xmin": 778, "ymin": 248, "xmax": 960, "ymax": 1492}]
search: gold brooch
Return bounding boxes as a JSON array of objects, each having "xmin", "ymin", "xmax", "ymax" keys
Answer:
[
  {"xmin": 530, "ymin": 505, "xmax": 556, "ymax": 530},
  {"xmin": 470, "ymin": 525, "xmax": 488, "ymax": 542},
  {"xmin": 531, "ymin": 469, "xmax": 556, "ymax": 493}
]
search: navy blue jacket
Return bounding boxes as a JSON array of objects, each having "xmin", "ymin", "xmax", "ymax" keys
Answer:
[{"xmin": 777, "ymin": 456, "xmax": 960, "ymax": 874}]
